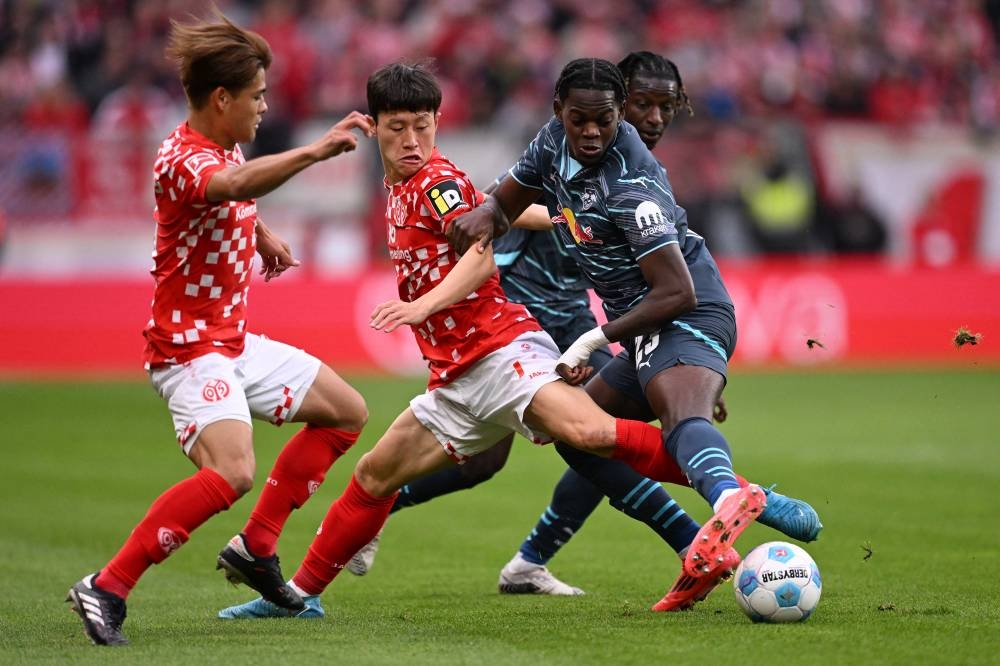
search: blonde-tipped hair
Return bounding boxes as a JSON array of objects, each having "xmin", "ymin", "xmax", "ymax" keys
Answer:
[{"xmin": 166, "ymin": 10, "xmax": 271, "ymax": 110}]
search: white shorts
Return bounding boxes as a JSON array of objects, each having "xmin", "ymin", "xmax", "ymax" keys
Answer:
[
  {"xmin": 149, "ymin": 332, "xmax": 322, "ymax": 454},
  {"xmin": 409, "ymin": 330, "xmax": 563, "ymax": 463}
]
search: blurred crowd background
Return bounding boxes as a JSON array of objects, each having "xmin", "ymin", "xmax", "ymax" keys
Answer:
[{"xmin": 2, "ymin": 0, "xmax": 1000, "ymax": 269}]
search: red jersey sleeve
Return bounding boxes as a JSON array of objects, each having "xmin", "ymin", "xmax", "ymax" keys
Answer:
[
  {"xmin": 419, "ymin": 174, "xmax": 484, "ymax": 234},
  {"xmin": 159, "ymin": 149, "xmax": 229, "ymax": 210}
]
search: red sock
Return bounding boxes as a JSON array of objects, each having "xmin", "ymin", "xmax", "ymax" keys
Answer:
[
  {"xmin": 242, "ymin": 426, "xmax": 360, "ymax": 557},
  {"xmin": 610, "ymin": 419, "xmax": 689, "ymax": 486},
  {"xmin": 95, "ymin": 468, "xmax": 237, "ymax": 599},
  {"xmin": 291, "ymin": 474, "xmax": 397, "ymax": 596}
]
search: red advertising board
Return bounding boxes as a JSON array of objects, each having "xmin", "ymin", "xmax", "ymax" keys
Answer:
[{"xmin": 0, "ymin": 260, "xmax": 997, "ymax": 378}]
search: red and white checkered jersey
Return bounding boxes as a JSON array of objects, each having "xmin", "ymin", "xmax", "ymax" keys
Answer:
[
  {"xmin": 385, "ymin": 149, "xmax": 540, "ymax": 388},
  {"xmin": 142, "ymin": 122, "xmax": 257, "ymax": 368}
]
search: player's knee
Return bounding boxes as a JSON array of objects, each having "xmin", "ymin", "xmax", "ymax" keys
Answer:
[
  {"xmin": 353, "ymin": 451, "xmax": 398, "ymax": 498},
  {"xmin": 323, "ymin": 388, "xmax": 368, "ymax": 432},
  {"xmin": 340, "ymin": 392, "xmax": 369, "ymax": 432},
  {"xmin": 215, "ymin": 465, "xmax": 255, "ymax": 497},
  {"xmin": 557, "ymin": 419, "xmax": 609, "ymax": 453},
  {"xmin": 460, "ymin": 457, "xmax": 503, "ymax": 485},
  {"xmin": 460, "ymin": 437, "xmax": 511, "ymax": 484}
]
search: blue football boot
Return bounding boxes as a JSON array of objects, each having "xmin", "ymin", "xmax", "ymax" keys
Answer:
[
  {"xmin": 218, "ymin": 593, "xmax": 325, "ymax": 619},
  {"xmin": 757, "ymin": 485, "xmax": 823, "ymax": 542}
]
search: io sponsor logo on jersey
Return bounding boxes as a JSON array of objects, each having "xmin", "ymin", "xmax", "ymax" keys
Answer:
[
  {"xmin": 425, "ymin": 180, "xmax": 467, "ymax": 218},
  {"xmin": 634, "ymin": 201, "xmax": 674, "ymax": 237},
  {"xmin": 560, "ymin": 207, "xmax": 603, "ymax": 245},
  {"xmin": 201, "ymin": 379, "xmax": 230, "ymax": 402}
]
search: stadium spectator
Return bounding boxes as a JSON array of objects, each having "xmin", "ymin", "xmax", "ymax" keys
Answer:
[
  {"xmin": 2, "ymin": 0, "xmax": 997, "ymax": 258},
  {"xmin": 3, "ymin": 0, "xmax": 997, "ymax": 134},
  {"xmin": 0, "ymin": 206, "xmax": 7, "ymax": 264},
  {"xmin": 215, "ymin": 61, "xmax": 715, "ymax": 620},
  {"xmin": 65, "ymin": 12, "xmax": 374, "ymax": 647},
  {"xmin": 740, "ymin": 150, "xmax": 820, "ymax": 254}
]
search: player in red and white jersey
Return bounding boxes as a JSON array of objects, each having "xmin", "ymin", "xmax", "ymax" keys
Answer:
[
  {"xmin": 382, "ymin": 149, "xmax": 539, "ymax": 388},
  {"xmin": 216, "ymin": 62, "xmax": 696, "ymax": 621},
  {"xmin": 143, "ymin": 123, "xmax": 256, "ymax": 365},
  {"xmin": 67, "ymin": 12, "xmax": 373, "ymax": 647}
]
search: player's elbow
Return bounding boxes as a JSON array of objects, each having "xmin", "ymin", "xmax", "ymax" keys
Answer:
[
  {"xmin": 651, "ymin": 284, "xmax": 696, "ymax": 317},
  {"xmin": 675, "ymin": 287, "xmax": 697, "ymax": 314}
]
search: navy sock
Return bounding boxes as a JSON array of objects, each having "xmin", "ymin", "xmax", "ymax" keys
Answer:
[
  {"xmin": 519, "ymin": 467, "xmax": 602, "ymax": 564},
  {"xmin": 391, "ymin": 465, "xmax": 494, "ymax": 513},
  {"xmin": 392, "ymin": 466, "xmax": 474, "ymax": 513},
  {"xmin": 540, "ymin": 443, "xmax": 701, "ymax": 558},
  {"xmin": 391, "ymin": 438, "xmax": 511, "ymax": 513},
  {"xmin": 663, "ymin": 417, "xmax": 740, "ymax": 506}
]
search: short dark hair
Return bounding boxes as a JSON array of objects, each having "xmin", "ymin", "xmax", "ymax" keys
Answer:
[
  {"xmin": 554, "ymin": 58, "xmax": 627, "ymax": 105},
  {"xmin": 617, "ymin": 51, "xmax": 693, "ymax": 117},
  {"xmin": 166, "ymin": 11, "xmax": 271, "ymax": 110},
  {"xmin": 367, "ymin": 62, "xmax": 442, "ymax": 120}
]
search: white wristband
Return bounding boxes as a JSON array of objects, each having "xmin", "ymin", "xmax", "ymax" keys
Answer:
[{"xmin": 557, "ymin": 326, "xmax": 610, "ymax": 369}]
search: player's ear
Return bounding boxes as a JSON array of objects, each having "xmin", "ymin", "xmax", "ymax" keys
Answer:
[
  {"xmin": 553, "ymin": 97, "xmax": 563, "ymax": 118},
  {"xmin": 210, "ymin": 86, "xmax": 228, "ymax": 111}
]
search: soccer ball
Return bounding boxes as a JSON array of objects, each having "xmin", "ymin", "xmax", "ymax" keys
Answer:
[{"xmin": 733, "ymin": 541, "xmax": 822, "ymax": 623}]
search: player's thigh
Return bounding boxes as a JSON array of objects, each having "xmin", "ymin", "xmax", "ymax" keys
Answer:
[
  {"xmin": 637, "ymin": 305, "xmax": 733, "ymax": 428},
  {"xmin": 238, "ymin": 333, "xmax": 360, "ymax": 429},
  {"xmin": 460, "ymin": 432, "xmax": 513, "ymax": 482},
  {"xmin": 645, "ymin": 364, "xmax": 724, "ymax": 430},
  {"xmin": 587, "ymin": 359, "xmax": 655, "ymax": 421},
  {"xmin": 293, "ymin": 363, "xmax": 367, "ymax": 431},
  {"xmin": 524, "ymin": 381, "xmax": 616, "ymax": 456},
  {"xmin": 410, "ymin": 378, "xmax": 518, "ymax": 461},
  {"xmin": 188, "ymin": 419, "xmax": 256, "ymax": 493},
  {"xmin": 149, "ymin": 353, "xmax": 253, "ymax": 456},
  {"xmin": 355, "ymin": 408, "xmax": 456, "ymax": 497}
]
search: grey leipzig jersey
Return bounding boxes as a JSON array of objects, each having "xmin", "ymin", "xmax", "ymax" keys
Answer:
[{"xmin": 508, "ymin": 118, "xmax": 732, "ymax": 322}]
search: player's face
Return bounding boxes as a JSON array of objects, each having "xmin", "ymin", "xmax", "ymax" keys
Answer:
[
  {"xmin": 624, "ymin": 74, "xmax": 680, "ymax": 150},
  {"xmin": 555, "ymin": 88, "xmax": 622, "ymax": 168},
  {"xmin": 223, "ymin": 68, "xmax": 268, "ymax": 145},
  {"xmin": 376, "ymin": 110, "xmax": 439, "ymax": 183}
]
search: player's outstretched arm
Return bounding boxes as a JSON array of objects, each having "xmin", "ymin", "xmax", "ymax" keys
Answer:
[
  {"xmin": 449, "ymin": 177, "xmax": 539, "ymax": 254},
  {"xmin": 512, "ymin": 203, "xmax": 553, "ymax": 231},
  {"xmin": 205, "ymin": 110, "xmax": 374, "ymax": 203},
  {"xmin": 370, "ymin": 245, "xmax": 498, "ymax": 333}
]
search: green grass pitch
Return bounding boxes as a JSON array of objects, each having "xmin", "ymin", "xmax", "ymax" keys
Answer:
[{"xmin": 2, "ymin": 368, "xmax": 999, "ymax": 664}]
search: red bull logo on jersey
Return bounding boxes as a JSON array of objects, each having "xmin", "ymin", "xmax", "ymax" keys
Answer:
[{"xmin": 560, "ymin": 207, "xmax": 603, "ymax": 245}]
